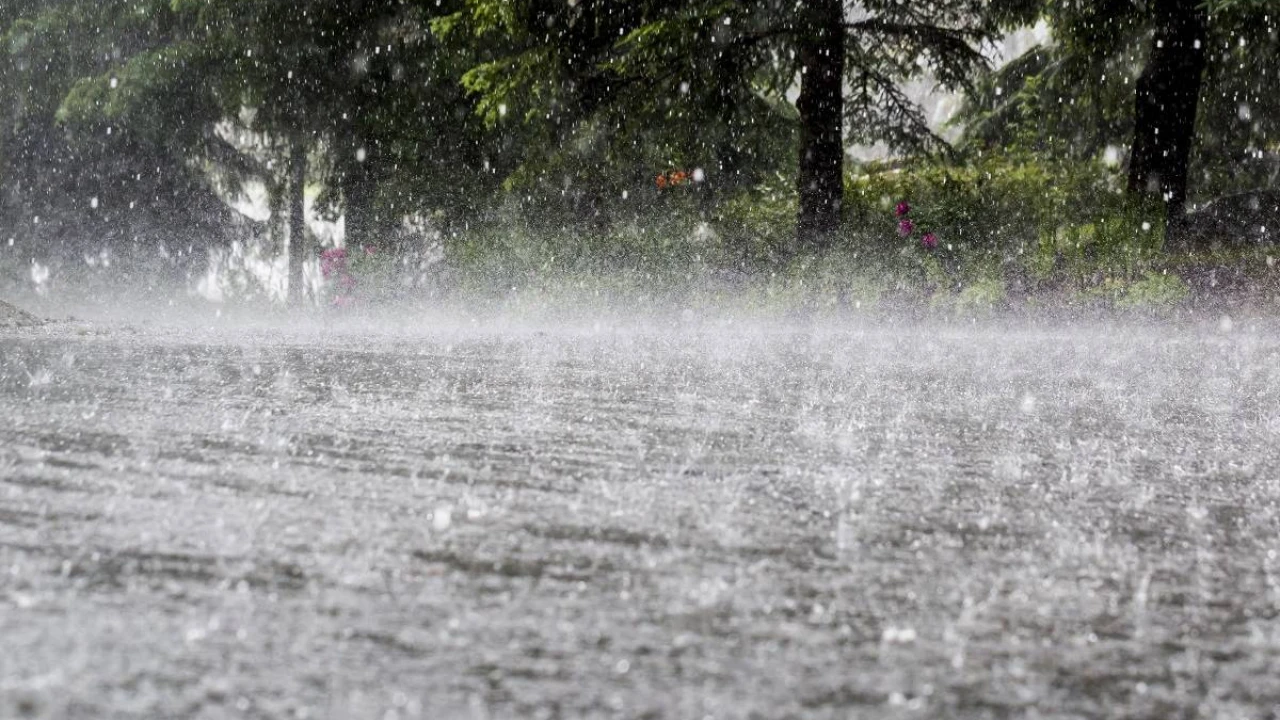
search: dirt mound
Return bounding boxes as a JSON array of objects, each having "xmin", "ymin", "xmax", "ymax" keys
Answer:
[{"xmin": 0, "ymin": 299, "xmax": 44, "ymax": 327}]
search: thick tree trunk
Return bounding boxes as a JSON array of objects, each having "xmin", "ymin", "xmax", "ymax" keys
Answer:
[
  {"xmin": 340, "ymin": 146, "xmax": 375, "ymax": 253},
  {"xmin": 1127, "ymin": 0, "xmax": 1207, "ymax": 246},
  {"xmin": 340, "ymin": 169, "xmax": 371, "ymax": 251},
  {"xmin": 268, "ymin": 177, "xmax": 285, "ymax": 282},
  {"xmin": 795, "ymin": 0, "xmax": 845, "ymax": 251},
  {"xmin": 287, "ymin": 143, "xmax": 306, "ymax": 305}
]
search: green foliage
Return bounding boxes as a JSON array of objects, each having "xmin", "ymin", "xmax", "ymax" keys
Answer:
[
  {"xmin": 1107, "ymin": 270, "xmax": 1190, "ymax": 307},
  {"xmin": 684, "ymin": 151, "xmax": 1181, "ymax": 307},
  {"xmin": 956, "ymin": 0, "xmax": 1280, "ymax": 201},
  {"xmin": 957, "ymin": 45, "xmax": 1135, "ymax": 160},
  {"xmin": 2, "ymin": 0, "xmax": 1274, "ymax": 312},
  {"xmin": 713, "ymin": 174, "xmax": 798, "ymax": 262},
  {"xmin": 0, "ymin": 0, "xmax": 238, "ymax": 264},
  {"xmin": 845, "ymin": 153, "xmax": 1163, "ymax": 277},
  {"xmin": 1191, "ymin": 4, "xmax": 1280, "ymax": 197},
  {"xmin": 3, "ymin": 0, "xmax": 512, "ymax": 264},
  {"xmin": 439, "ymin": 0, "xmax": 799, "ymax": 230},
  {"xmin": 442, "ymin": 201, "xmax": 725, "ymax": 281},
  {"xmin": 443, "ymin": 0, "xmax": 1006, "ymax": 234}
]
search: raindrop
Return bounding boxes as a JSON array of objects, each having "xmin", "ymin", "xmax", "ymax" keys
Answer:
[
  {"xmin": 431, "ymin": 504, "xmax": 453, "ymax": 532},
  {"xmin": 1019, "ymin": 393, "xmax": 1037, "ymax": 413},
  {"xmin": 30, "ymin": 260, "xmax": 49, "ymax": 286},
  {"xmin": 882, "ymin": 626, "xmax": 917, "ymax": 644}
]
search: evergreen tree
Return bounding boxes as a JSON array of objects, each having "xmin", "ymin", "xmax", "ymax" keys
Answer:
[
  {"xmin": 1, "ymin": 0, "xmax": 235, "ymax": 273},
  {"xmin": 449, "ymin": 0, "xmax": 998, "ymax": 251},
  {"xmin": 959, "ymin": 0, "xmax": 1280, "ymax": 245},
  {"xmin": 6, "ymin": 0, "xmax": 505, "ymax": 300}
]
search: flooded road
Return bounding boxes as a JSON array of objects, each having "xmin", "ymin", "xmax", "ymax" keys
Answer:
[{"xmin": 2, "ymin": 316, "xmax": 1280, "ymax": 719}]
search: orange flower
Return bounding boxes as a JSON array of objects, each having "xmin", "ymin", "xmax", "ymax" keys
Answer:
[
  {"xmin": 671, "ymin": 170, "xmax": 688, "ymax": 185},
  {"xmin": 655, "ymin": 174, "xmax": 668, "ymax": 189}
]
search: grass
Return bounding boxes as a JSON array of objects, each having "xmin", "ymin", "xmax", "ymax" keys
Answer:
[
  {"xmin": 4, "ymin": 153, "xmax": 1279, "ymax": 320},
  {"xmin": 386, "ymin": 222, "xmax": 1280, "ymax": 321}
]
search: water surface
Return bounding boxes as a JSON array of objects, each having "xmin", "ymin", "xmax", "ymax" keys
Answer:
[{"xmin": 2, "ymin": 316, "xmax": 1279, "ymax": 718}]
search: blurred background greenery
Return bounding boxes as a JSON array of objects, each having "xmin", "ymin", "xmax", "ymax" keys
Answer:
[{"xmin": 1, "ymin": 0, "xmax": 1277, "ymax": 310}]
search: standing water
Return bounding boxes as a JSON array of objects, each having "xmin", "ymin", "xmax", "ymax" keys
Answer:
[{"xmin": 2, "ymin": 311, "xmax": 1280, "ymax": 718}]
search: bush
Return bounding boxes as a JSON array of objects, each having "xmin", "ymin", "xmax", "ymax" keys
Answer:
[
  {"xmin": 370, "ymin": 149, "xmax": 1261, "ymax": 313},
  {"xmin": 712, "ymin": 174, "xmax": 798, "ymax": 264},
  {"xmin": 842, "ymin": 152, "xmax": 1166, "ymax": 289},
  {"xmin": 1111, "ymin": 271, "xmax": 1190, "ymax": 307}
]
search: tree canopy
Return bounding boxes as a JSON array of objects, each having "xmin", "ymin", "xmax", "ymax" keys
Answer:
[
  {"xmin": 1, "ymin": 0, "xmax": 1276, "ymax": 275},
  {"xmin": 959, "ymin": 0, "xmax": 1279, "ymax": 219}
]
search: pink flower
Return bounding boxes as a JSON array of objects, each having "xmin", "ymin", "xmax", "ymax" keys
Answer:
[
  {"xmin": 898, "ymin": 219, "xmax": 914, "ymax": 236},
  {"xmin": 895, "ymin": 201, "xmax": 911, "ymax": 217},
  {"xmin": 921, "ymin": 232, "xmax": 938, "ymax": 249}
]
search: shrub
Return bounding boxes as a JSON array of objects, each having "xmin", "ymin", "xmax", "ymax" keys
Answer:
[{"xmin": 843, "ymin": 152, "xmax": 1165, "ymax": 288}]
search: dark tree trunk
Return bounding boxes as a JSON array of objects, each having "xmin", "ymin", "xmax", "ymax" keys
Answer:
[
  {"xmin": 287, "ymin": 143, "xmax": 307, "ymax": 305},
  {"xmin": 1127, "ymin": 0, "xmax": 1207, "ymax": 245},
  {"xmin": 267, "ymin": 177, "xmax": 285, "ymax": 280},
  {"xmin": 340, "ymin": 145, "xmax": 375, "ymax": 252},
  {"xmin": 795, "ymin": 0, "xmax": 845, "ymax": 251}
]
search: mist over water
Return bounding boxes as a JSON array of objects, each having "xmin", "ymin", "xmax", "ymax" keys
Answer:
[{"xmin": 3, "ymin": 277, "xmax": 1280, "ymax": 718}]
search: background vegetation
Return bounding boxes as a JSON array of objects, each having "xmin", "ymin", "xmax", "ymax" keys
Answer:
[{"xmin": 1, "ymin": 0, "xmax": 1277, "ymax": 310}]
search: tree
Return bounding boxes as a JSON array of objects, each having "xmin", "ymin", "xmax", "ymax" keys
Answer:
[
  {"xmin": 2, "ymin": 0, "xmax": 238, "ymax": 274},
  {"xmin": 435, "ymin": 0, "xmax": 794, "ymax": 232},
  {"xmin": 288, "ymin": 143, "xmax": 306, "ymax": 304},
  {"xmin": 174, "ymin": 0, "xmax": 509, "ymax": 252},
  {"xmin": 20, "ymin": 0, "xmax": 506, "ymax": 301},
  {"xmin": 449, "ymin": 0, "xmax": 998, "ymax": 252},
  {"xmin": 958, "ymin": 0, "xmax": 1280, "ymax": 246},
  {"xmin": 795, "ymin": 0, "xmax": 845, "ymax": 245},
  {"xmin": 1126, "ymin": 0, "xmax": 1207, "ymax": 237}
]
